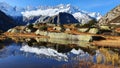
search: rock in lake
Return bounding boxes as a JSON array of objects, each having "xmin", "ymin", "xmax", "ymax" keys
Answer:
[{"xmin": 88, "ymin": 28, "xmax": 99, "ymax": 34}]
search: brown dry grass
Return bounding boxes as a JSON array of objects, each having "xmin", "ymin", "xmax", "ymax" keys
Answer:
[
  {"xmin": 92, "ymin": 39, "xmax": 120, "ymax": 48},
  {"xmin": 0, "ymin": 34, "xmax": 7, "ymax": 40},
  {"xmin": 90, "ymin": 64, "xmax": 116, "ymax": 68},
  {"xmin": 115, "ymin": 28, "xmax": 120, "ymax": 33},
  {"xmin": 99, "ymin": 48, "xmax": 119, "ymax": 65},
  {"xmin": 63, "ymin": 62, "xmax": 117, "ymax": 68},
  {"xmin": 4, "ymin": 32, "xmax": 49, "ymax": 38}
]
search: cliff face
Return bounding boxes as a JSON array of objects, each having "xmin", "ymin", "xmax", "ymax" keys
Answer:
[
  {"xmin": 42, "ymin": 12, "xmax": 79, "ymax": 24},
  {"xmin": 99, "ymin": 5, "xmax": 120, "ymax": 25},
  {"xmin": 0, "ymin": 10, "xmax": 16, "ymax": 31}
]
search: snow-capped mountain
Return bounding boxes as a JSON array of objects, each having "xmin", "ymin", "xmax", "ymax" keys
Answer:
[
  {"xmin": 0, "ymin": 2, "xmax": 23, "ymax": 16},
  {"xmin": 22, "ymin": 4, "xmax": 102, "ymax": 23},
  {"xmin": 0, "ymin": 2, "xmax": 102, "ymax": 24},
  {"xmin": 0, "ymin": 2, "xmax": 36, "ymax": 17},
  {"xmin": 35, "ymin": 12, "xmax": 79, "ymax": 24},
  {"xmin": 0, "ymin": 2, "xmax": 39, "ymax": 25},
  {"xmin": 22, "ymin": 4, "xmax": 101, "ymax": 19}
]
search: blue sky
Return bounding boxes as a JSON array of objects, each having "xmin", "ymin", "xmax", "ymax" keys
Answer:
[{"xmin": 0, "ymin": 0, "xmax": 120, "ymax": 15}]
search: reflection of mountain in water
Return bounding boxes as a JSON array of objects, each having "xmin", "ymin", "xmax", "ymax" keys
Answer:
[
  {"xmin": 20, "ymin": 43, "xmax": 91, "ymax": 62},
  {"xmin": 0, "ymin": 38, "xmax": 119, "ymax": 67},
  {"xmin": 0, "ymin": 38, "xmax": 14, "ymax": 50},
  {"xmin": 11, "ymin": 37, "xmax": 97, "ymax": 54},
  {"xmin": 0, "ymin": 42, "xmax": 90, "ymax": 62},
  {"xmin": 20, "ymin": 44, "xmax": 68, "ymax": 61}
]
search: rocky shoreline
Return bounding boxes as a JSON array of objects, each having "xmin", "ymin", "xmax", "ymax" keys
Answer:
[
  {"xmin": 0, "ymin": 25, "xmax": 120, "ymax": 49},
  {"xmin": 2, "ymin": 31, "xmax": 120, "ymax": 48},
  {"xmin": 35, "ymin": 30, "xmax": 93, "ymax": 42}
]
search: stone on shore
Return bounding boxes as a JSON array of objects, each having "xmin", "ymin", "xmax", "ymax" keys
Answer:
[
  {"xmin": 35, "ymin": 29, "xmax": 93, "ymax": 42},
  {"xmin": 7, "ymin": 29, "xmax": 20, "ymax": 33},
  {"xmin": 100, "ymin": 26, "xmax": 110, "ymax": 30},
  {"xmin": 88, "ymin": 28, "xmax": 99, "ymax": 34},
  {"xmin": 78, "ymin": 28, "xmax": 89, "ymax": 32}
]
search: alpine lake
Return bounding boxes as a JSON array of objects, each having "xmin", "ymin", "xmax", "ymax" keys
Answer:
[{"xmin": 0, "ymin": 37, "xmax": 120, "ymax": 68}]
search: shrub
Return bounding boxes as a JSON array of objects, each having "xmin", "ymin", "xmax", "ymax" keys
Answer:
[
  {"xmin": 0, "ymin": 30, "xmax": 3, "ymax": 33},
  {"xmin": 75, "ymin": 24, "xmax": 80, "ymax": 28},
  {"xmin": 39, "ymin": 26, "xmax": 48, "ymax": 31},
  {"xmin": 80, "ymin": 19, "xmax": 97, "ymax": 28},
  {"xmin": 60, "ymin": 24, "xmax": 65, "ymax": 32},
  {"xmin": 27, "ymin": 24, "xmax": 34, "ymax": 29}
]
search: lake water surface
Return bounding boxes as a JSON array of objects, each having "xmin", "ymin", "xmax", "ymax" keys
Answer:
[{"xmin": 0, "ymin": 38, "xmax": 119, "ymax": 68}]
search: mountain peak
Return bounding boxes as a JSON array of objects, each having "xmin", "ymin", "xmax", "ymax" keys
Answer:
[
  {"xmin": 0, "ymin": 2, "xmax": 11, "ymax": 7},
  {"xmin": 56, "ymin": 4, "xmax": 72, "ymax": 8},
  {"xmin": 0, "ymin": 2, "xmax": 12, "ymax": 11},
  {"xmin": 0, "ymin": 2, "xmax": 102, "ymax": 24},
  {"xmin": 21, "ymin": 4, "xmax": 101, "ymax": 23},
  {"xmin": 37, "ymin": 12, "xmax": 79, "ymax": 24}
]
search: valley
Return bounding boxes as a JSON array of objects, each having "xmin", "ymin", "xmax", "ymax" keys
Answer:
[{"xmin": 0, "ymin": 1, "xmax": 120, "ymax": 68}]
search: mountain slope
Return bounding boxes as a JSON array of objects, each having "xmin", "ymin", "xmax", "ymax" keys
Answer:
[
  {"xmin": 22, "ymin": 4, "xmax": 102, "ymax": 24},
  {"xmin": 0, "ymin": 2, "xmax": 102, "ymax": 25},
  {"xmin": 0, "ymin": 2, "xmax": 24, "ymax": 16},
  {"xmin": 0, "ymin": 10, "xmax": 16, "ymax": 31},
  {"xmin": 37, "ymin": 12, "xmax": 79, "ymax": 24},
  {"xmin": 99, "ymin": 5, "xmax": 120, "ymax": 25}
]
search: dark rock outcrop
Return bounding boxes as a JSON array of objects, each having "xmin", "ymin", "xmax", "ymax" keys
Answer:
[
  {"xmin": 36, "ymin": 12, "xmax": 79, "ymax": 24},
  {"xmin": 35, "ymin": 16, "xmax": 50, "ymax": 23},
  {"xmin": 0, "ymin": 10, "xmax": 16, "ymax": 31}
]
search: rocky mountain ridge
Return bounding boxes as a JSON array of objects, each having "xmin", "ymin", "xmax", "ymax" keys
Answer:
[
  {"xmin": 0, "ymin": 2, "xmax": 102, "ymax": 24},
  {"xmin": 99, "ymin": 5, "xmax": 120, "ymax": 25},
  {"xmin": 0, "ymin": 10, "xmax": 16, "ymax": 31},
  {"xmin": 35, "ymin": 12, "xmax": 79, "ymax": 24}
]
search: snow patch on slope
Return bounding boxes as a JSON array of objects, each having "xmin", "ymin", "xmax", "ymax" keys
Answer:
[
  {"xmin": 21, "ymin": 8, "xmax": 70, "ymax": 17},
  {"xmin": 88, "ymin": 12, "xmax": 102, "ymax": 20}
]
